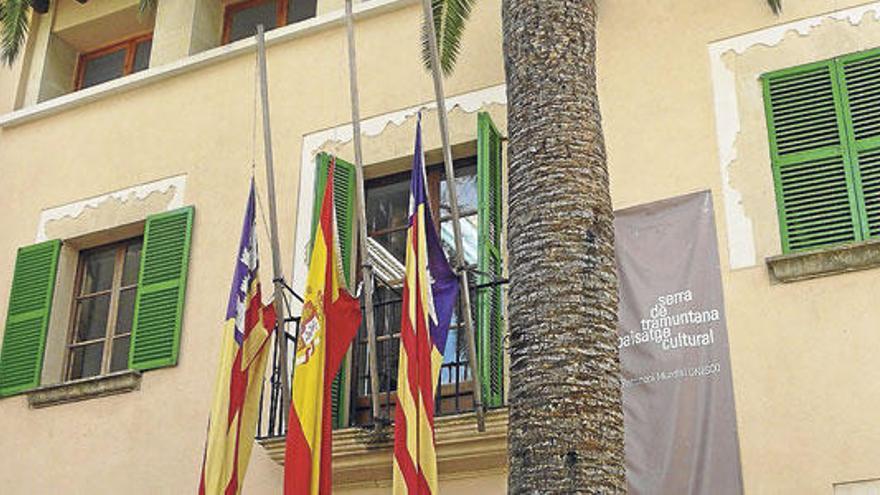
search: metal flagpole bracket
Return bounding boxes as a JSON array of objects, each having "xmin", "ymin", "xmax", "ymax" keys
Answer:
[
  {"xmin": 256, "ymin": 24, "xmax": 293, "ymax": 424},
  {"xmin": 345, "ymin": 0, "xmax": 385, "ymax": 430},
  {"xmin": 273, "ymin": 277, "xmax": 305, "ymax": 303},
  {"xmin": 420, "ymin": 0, "xmax": 486, "ymax": 433}
]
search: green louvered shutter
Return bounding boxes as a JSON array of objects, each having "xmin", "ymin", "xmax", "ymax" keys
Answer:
[
  {"xmin": 762, "ymin": 61, "xmax": 861, "ymax": 252},
  {"xmin": 129, "ymin": 207, "xmax": 194, "ymax": 371},
  {"xmin": 837, "ymin": 49, "xmax": 880, "ymax": 238},
  {"xmin": 0, "ymin": 240, "xmax": 60, "ymax": 397},
  {"xmin": 311, "ymin": 153, "xmax": 357, "ymax": 287},
  {"xmin": 311, "ymin": 153, "xmax": 357, "ymax": 428},
  {"xmin": 476, "ymin": 112, "xmax": 505, "ymax": 408}
]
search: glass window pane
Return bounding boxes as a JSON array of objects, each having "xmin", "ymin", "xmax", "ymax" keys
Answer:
[
  {"xmin": 378, "ymin": 334, "xmax": 400, "ymax": 393},
  {"xmin": 440, "ymin": 161, "xmax": 478, "ymax": 215},
  {"xmin": 110, "ymin": 336, "xmax": 130, "ymax": 372},
  {"xmin": 288, "ymin": 0, "xmax": 316, "ymax": 23},
  {"xmin": 133, "ymin": 39, "xmax": 152, "ymax": 73},
  {"xmin": 75, "ymin": 294, "xmax": 111, "ymax": 342},
  {"xmin": 228, "ymin": 0, "xmax": 279, "ymax": 43},
  {"xmin": 115, "ymin": 288, "xmax": 137, "ymax": 335},
  {"xmin": 81, "ymin": 246, "xmax": 116, "ymax": 294},
  {"xmin": 121, "ymin": 240, "xmax": 143, "ymax": 286},
  {"xmin": 440, "ymin": 215, "xmax": 478, "ymax": 266},
  {"xmin": 69, "ymin": 343, "xmax": 104, "ymax": 380},
  {"xmin": 80, "ymin": 48, "xmax": 126, "ymax": 89},
  {"xmin": 366, "ymin": 177, "xmax": 411, "ymax": 233}
]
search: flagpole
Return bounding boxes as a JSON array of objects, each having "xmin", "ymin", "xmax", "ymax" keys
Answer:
[
  {"xmin": 256, "ymin": 24, "xmax": 292, "ymax": 423},
  {"xmin": 344, "ymin": 0, "xmax": 384, "ymax": 427},
  {"xmin": 420, "ymin": 0, "xmax": 485, "ymax": 432}
]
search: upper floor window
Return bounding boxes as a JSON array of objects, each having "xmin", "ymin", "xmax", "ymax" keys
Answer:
[
  {"xmin": 66, "ymin": 239, "xmax": 142, "ymax": 380},
  {"xmin": 762, "ymin": 48, "xmax": 880, "ymax": 253},
  {"xmin": 76, "ymin": 34, "xmax": 153, "ymax": 90},
  {"xmin": 223, "ymin": 0, "xmax": 318, "ymax": 44}
]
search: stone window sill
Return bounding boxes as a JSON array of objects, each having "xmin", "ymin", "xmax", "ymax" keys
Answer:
[
  {"xmin": 766, "ymin": 239, "xmax": 880, "ymax": 283},
  {"xmin": 27, "ymin": 370, "xmax": 141, "ymax": 409},
  {"xmin": 257, "ymin": 408, "xmax": 508, "ymax": 489}
]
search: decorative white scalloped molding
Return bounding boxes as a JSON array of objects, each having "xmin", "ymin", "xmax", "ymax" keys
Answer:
[
  {"xmin": 708, "ymin": 2, "xmax": 880, "ymax": 270},
  {"xmin": 36, "ymin": 175, "xmax": 187, "ymax": 242},
  {"xmin": 290, "ymin": 84, "xmax": 507, "ymax": 297}
]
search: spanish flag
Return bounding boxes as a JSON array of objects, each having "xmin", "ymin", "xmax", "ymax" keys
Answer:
[
  {"xmin": 392, "ymin": 118, "xmax": 459, "ymax": 495},
  {"xmin": 284, "ymin": 158, "xmax": 362, "ymax": 494},
  {"xmin": 199, "ymin": 180, "xmax": 277, "ymax": 495}
]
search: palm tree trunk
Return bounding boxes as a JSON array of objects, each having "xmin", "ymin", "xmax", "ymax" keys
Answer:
[{"xmin": 503, "ymin": 0, "xmax": 626, "ymax": 492}]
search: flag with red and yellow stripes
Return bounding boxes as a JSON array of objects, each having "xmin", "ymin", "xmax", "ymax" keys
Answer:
[
  {"xmin": 199, "ymin": 180, "xmax": 277, "ymax": 495},
  {"xmin": 284, "ymin": 157, "xmax": 362, "ymax": 495},
  {"xmin": 392, "ymin": 117, "xmax": 460, "ymax": 494}
]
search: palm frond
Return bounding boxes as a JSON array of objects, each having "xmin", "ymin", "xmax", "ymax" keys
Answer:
[
  {"xmin": 421, "ymin": 0, "xmax": 444, "ymax": 74},
  {"xmin": 1, "ymin": 0, "xmax": 31, "ymax": 67},
  {"xmin": 138, "ymin": 0, "xmax": 157, "ymax": 16},
  {"xmin": 767, "ymin": 0, "xmax": 782, "ymax": 15},
  {"xmin": 421, "ymin": 0, "xmax": 477, "ymax": 77}
]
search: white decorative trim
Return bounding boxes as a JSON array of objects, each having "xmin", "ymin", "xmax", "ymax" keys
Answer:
[
  {"xmin": 708, "ymin": 2, "xmax": 880, "ymax": 269},
  {"xmin": 290, "ymin": 84, "xmax": 507, "ymax": 299},
  {"xmin": 0, "ymin": 0, "xmax": 416, "ymax": 128},
  {"xmin": 36, "ymin": 175, "xmax": 187, "ymax": 242}
]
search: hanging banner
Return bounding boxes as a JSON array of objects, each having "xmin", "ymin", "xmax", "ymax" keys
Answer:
[{"xmin": 615, "ymin": 190, "xmax": 743, "ymax": 495}]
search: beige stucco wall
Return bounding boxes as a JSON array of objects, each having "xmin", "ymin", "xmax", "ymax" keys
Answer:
[
  {"xmin": 0, "ymin": 0, "xmax": 504, "ymax": 493},
  {"xmin": 0, "ymin": 0, "xmax": 878, "ymax": 493},
  {"xmin": 598, "ymin": 0, "xmax": 880, "ymax": 493}
]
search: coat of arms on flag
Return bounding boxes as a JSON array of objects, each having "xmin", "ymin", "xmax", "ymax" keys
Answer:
[
  {"xmin": 199, "ymin": 180, "xmax": 277, "ymax": 495},
  {"xmin": 284, "ymin": 157, "xmax": 362, "ymax": 495},
  {"xmin": 392, "ymin": 116, "xmax": 460, "ymax": 495}
]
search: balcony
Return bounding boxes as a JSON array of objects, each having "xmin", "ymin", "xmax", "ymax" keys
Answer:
[{"xmin": 256, "ymin": 276, "xmax": 509, "ymax": 486}]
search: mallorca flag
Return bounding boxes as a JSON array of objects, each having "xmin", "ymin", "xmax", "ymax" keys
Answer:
[
  {"xmin": 284, "ymin": 157, "xmax": 362, "ymax": 495},
  {"xmin": 199, "ymin": 180, "xmax": 277, "ymax": 495},
  {"xmin": 392, "ymin": 117, "xmax": 459, "ymax": 494}
]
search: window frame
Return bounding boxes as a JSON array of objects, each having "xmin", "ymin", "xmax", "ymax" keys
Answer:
[
  {"xmin": 348, "ymin": 158, "xmax": 480, "ymax": 426},
  {"xmin": 63, "ymin": 238, "xmax": 142, "ymax": 381},
  {"xmin": 761, "ymin": 47, "xmax": 880, "ymax": 253},
  {"xmin": 222, "ymin": 0, "xmax": 288, "ymax": 45},
  {"xmin": 75, "ymin": 33, "xmax": 153, "ymax": 91}
]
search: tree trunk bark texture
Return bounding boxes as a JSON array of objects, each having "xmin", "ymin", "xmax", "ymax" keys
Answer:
[{"xmin": 503, "ymin": 0, "xmax": 626, "ymax": 493}]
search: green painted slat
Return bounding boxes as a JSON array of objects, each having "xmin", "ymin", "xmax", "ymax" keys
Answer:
[
  {"xmin": 786, "ymin": 206, "xmax": 852, "ymax": 223},
  {"xmin": 0, "ymin": 240, "xmax": 60, "ymax": 397},
  {"xmin": 781, "ymin": 177, "xmax": 849, "ymax": 196},
  {"xmin": 129, "ymin": 206, "xmax": 193, "ymax": 371},
  {"xmin": 476, "ymin": 112, "xmax": 505, "ymax": 409},
  {"xmin": 779, "ymin": 167, "xmax": 846, "ymax": 184},
  {"xmin": 776, "ymin": 148, "xmax": 844, "ymax": 167}
]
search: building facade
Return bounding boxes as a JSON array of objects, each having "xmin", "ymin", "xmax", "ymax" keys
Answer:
[{"xmin": 0, "ymin": 0, "xmax": 878, "ymax": 493}]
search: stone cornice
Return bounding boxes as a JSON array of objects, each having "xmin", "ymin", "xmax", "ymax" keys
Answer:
[{"xmin": 258, "ymin": 408, "xmax": 509, "ymax": 488}]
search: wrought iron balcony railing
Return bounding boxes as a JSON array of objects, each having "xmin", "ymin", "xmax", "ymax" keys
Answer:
[{"xmin": 257, "ymin": 276, "xmax": 508, "ymax": 439}]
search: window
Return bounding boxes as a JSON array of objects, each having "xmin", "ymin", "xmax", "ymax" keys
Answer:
[
  {"xmin": 348, "ymin": 159, "xmax": 479, "ymax": 425},
  {"xmin": 310, "ymin": 112, "xmax": 506, "ymax": 428},
  {"xmin": 76, "ymin": 34, "xmax": 153, "ymax": 90},
  {"xmin": 223, "ymin": 0, "xmax": 318, "ymax": 44},
  {"xmin": 762, "ymin": 48, "xmax": 880, "ymax": 253},
  {"xmin": 0, "ymin": 207, "xmax": 194, "ymax": 398},
  {"xmin": 65, "ymin": 239, "xmax": 142, "ymax": 380}
]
